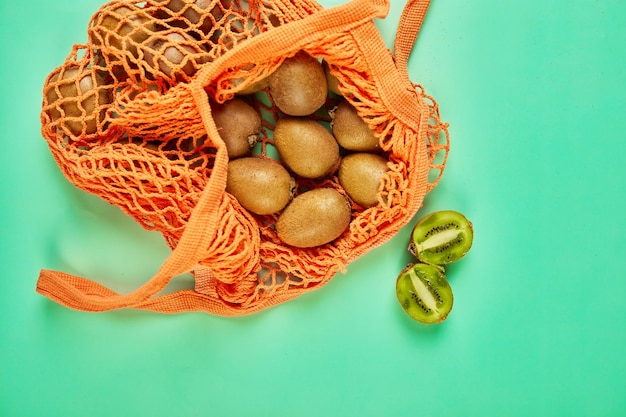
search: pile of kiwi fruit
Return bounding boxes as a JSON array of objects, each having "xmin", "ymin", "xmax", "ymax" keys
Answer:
[
  {"xmin": 44, "ymin": 3, "xmax": 389, "ymax": 251},
  {"xmin": 44, "ymin": 1, "xmax": 221, "ymax": 140},
  {"xmin": 218, "ymin": 50, "xmax": 392, "ymax": 249},
  {"xmin": 396, "ymin": 210, "xmax": 474, "ymax": 324}
]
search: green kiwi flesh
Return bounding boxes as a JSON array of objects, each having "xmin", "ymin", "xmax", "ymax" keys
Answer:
[
  {"xmin": 409, "ymin": 210, "xmax": 474, "ymax": 266},
  {"xmin": 396, "ymin": 263, "xmax": 453, "ymax": 324}
]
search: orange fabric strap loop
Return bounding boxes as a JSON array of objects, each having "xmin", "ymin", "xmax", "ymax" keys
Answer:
[{"xmin": 394, "ymin": 0, "xmax": 433, "ymax": 85}]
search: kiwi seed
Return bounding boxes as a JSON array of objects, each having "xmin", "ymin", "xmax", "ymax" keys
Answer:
[
  {"xmin": 273, "ymin": 118, "xmax": 339, "ymax": 179},
  {"xmin": 276, "ymin": 188, "xmax": 351, "ymax": 248},
  {"xmin": 409, "ymin": 210, "xmax": 474, "ymax": 266},
  {"xmin": 226, "ymin": 157, "xmax": 295, "ymax": 215},
  {"xmin": 211, "ymin": 98, "xmax": 262, "ymax": 159},
  {"xmin": 269, "ymin": 51, "xmax": 328, "ymax": 116},
  {"xmin": 396, "ymin": 263, "xmax": 454, "ymax": 324},
  {"xmin": 338, "ymin": 152, "xmax": 389, "ymax": 208}
]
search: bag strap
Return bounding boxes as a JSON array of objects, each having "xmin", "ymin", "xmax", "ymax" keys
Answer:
[{"xmin": 393, "ymin": 0, "xmax": 433, "ymax": 85}]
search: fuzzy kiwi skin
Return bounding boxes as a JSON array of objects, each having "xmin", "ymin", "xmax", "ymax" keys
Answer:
[
  {"xmin": 331, "ymin": 100, "xmax": 380, "ymax": 152},
  {"xmin": 273, "ymin": 118, "xmax": 339, "ymax": 179},
  {"xmin": 226, "ymin": 157, "xmax": 295, "ymax": 215},
  {"xmin": 90, "ymin": 4, "xmax": 156, "ymax": 59},
  {"xmin": 235, "ymin": 75, "xmax": 270, "ymax": 95},
  {"xmin": 276, "ymin": 188, "xmax": 351, "ymax": 248},
  {"xmin": 396, "ymin": 263, "xmax": 453, "ymax": 324},
  {"xmin": 45, "ymin": 65, "xmax": 111, "ymax": 137},
  {"xmin": 338, "ymin": 153, "xmax": 389, "ymax": 208},
  {"xmin": 154, "ymin": 0, "xmax": 224, "ymax": 35},
  {"xmin": 211, "ymin": 98, "xmax": 262, "ymax": 159},
  {"xmin": 143, "ymin": 32, "xmax": 209, "ymax": 80},
  {"xmin": 269, "ymin": 51, "xmax": 328, "ymax": 116},
  {"xmin": 323, "ymin": 61, "xmax": 342, "ymax": 96},
  {"xmin": 409, "ymin": 210, "xmax": 474, "ymax": 266}
]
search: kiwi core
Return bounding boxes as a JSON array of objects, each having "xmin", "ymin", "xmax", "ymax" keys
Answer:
[
  {"xmin": 408, "ymin": 268, "xmax": 439, "ymax": 314},
  {"xmin": 417, "ymin": 227, "xmax": 464, "ymax": 253}
]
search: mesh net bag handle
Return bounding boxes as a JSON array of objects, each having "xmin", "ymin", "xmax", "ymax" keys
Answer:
[
  {"xmin": 37, "ymin": 0, "xmax": 444, "ymax": 315},
  {"xmin": 394, "ymin": 0, "xmax": 432, "ymax": 85}
]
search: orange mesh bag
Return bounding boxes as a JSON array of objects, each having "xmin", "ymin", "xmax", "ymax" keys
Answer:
[{"xmin": 37, "ymin": 0, "xmax": 450, "ymax": 315}]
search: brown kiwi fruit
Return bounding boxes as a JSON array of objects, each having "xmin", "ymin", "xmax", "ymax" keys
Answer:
[
  {"xmin": 155, "ymin": 0, "xmax": 224, "ymax": 35},
  {"xmin": 211, "ymin": 98, "xmax": 262, "ymax": 158},
  {"xmin": 45, "ymin": 65, "xmax": 111, "ymax": 137},
  {"xmin": 234, "ymin": 74, "xmax": 270, "ymax": 95},
  {"xmin": 276, "ymin": 188, "xmax": 351, "ymax": 248},
  {"xmin": 226, "ymin": 157, "xmax": 295, "ymax": 215},
  {"xmin": 90, "ymin": 4, "xmax": 156, "ymax": 60},
  {"xmin": 143, "ymin": 31, "xmax": 209, "ymax": 80},
  {"xmin": 338, "ymin": 153, "xmax": 389, "ymax": 208},
  {"xmin": 409, "ymin": 210, "xmax": 474, "ymax": 266},
  {"xmin": 269, "ymin": 51, "xmax": 328, "ymax": 116},
  {"xmin": 331, "ymin": 100, "xmax": 380, "ymax": 152},
  {"xmin": 323, "ymin": 60, "xmax": 342, "ymax": 96},
  {"xmin": 230, "ymin": 62, "xmax": 270, "ymax": 95},
  {"xmin": 273, "ymin": 118, "xmax": 339, "ymax": 178}
]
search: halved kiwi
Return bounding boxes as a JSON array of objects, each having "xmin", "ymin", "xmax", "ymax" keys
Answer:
[
  {"xmin": 409, "ymin": 210, "xmax": 474, "ymax": 266},
  {"xmin": 396, "ymin": 263, "xmax": 453, "ymax": 324}
]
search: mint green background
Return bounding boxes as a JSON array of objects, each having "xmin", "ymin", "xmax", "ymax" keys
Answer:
[{"xmin": 1, "ymin": 0, "xmax": 625, "ymax": 416}]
